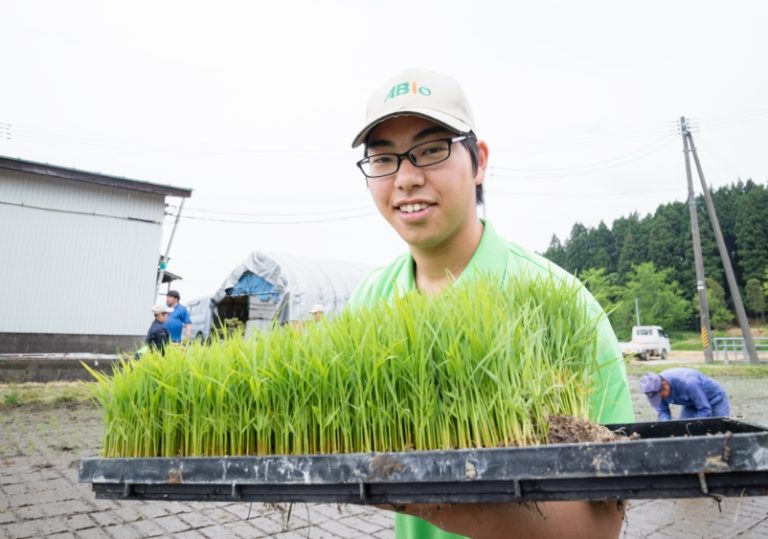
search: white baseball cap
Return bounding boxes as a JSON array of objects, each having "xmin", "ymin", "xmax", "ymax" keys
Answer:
[
  {"xmin": 309, "ymin": 304, "xmax": 325, "ymax": 314},
  {"xmin": 152, "ymin": 304, "xmax": 173, "ymax": 314},
  {"xmin": 351, "ymin": 68, "xmax": 476, "ymax": 148}
]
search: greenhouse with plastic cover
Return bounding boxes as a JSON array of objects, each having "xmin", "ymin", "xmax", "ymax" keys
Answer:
[{"xmin": 210, "ymin": 250, "xmax": 373, "ymax": 336}]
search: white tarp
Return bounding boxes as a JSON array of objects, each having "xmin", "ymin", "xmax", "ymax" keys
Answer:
[{"xmin": 213, "ymin": 251, "xmax": 374, "ymax": 323}]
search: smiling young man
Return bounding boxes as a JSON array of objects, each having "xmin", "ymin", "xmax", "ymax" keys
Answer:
[{"xmin": 348, "ymin": 69, "xmax": 634, "ymax": 539}]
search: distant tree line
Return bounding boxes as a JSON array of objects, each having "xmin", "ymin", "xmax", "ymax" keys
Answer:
[{"xmin": 543, "ymin": 180, "xmax": 768, "ymax": 338}]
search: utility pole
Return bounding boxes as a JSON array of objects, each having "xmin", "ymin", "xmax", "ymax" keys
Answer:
[
  {"xmin": 680, "ymin": 117, "xmax": 713, "ymax": 363},
  {"xmin": 155, "ymin": 198, "xmax": 186, "ymax": 298},
  {"xmin": 685, "ymin": 127, "xmax": 759, "ymax": 364},
  {"xmin": 635, "ymin": 297, "xmax": 641, "ymax": 326}
]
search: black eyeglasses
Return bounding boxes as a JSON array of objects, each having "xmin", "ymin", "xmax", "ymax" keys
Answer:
[{"xmin": 357, "ymin": 135, "xmax": 468, "ymax": 179}]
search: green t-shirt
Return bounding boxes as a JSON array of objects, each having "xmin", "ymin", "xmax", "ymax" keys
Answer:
[{"xmin": 348, "ymin": 220, "xmax": 634, "ymax": 539}]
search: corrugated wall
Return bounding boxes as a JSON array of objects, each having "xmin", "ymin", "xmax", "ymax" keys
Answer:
[{"xmin": 0, "ymin": 171, "xmax": 165, "ymax": 335}]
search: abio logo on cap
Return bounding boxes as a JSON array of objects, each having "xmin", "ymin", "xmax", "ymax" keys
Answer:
[{"xmin": 385, "ymin": 82, "xmax": 432, "ymax": 101}]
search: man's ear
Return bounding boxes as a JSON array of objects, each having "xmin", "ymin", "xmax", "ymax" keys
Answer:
[{"xmin": 474, "ymin": 140, "xmax": 489, "ymax": 186}]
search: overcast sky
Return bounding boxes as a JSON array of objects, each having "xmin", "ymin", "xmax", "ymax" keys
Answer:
[{"xmin": 2, "ymin": 1, "xmax": 767, "ymax": 301}]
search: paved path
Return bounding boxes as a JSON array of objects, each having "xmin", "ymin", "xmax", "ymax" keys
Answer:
[
  {"xmin": 2, "ymin": 375, "xmax": 767, "ymax": 538},
  {"xmin": 1, "ymin": 405, "xmax": 394, "ymax": 539}
]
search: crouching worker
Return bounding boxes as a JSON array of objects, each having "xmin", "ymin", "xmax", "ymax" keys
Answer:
[
  {"xmin": 639, "ymin": 368, "xmax": 730, "ymax": 420},
  {"xmin": 145, "ymin": 304, "xmax": 173, "ymax": 355}
]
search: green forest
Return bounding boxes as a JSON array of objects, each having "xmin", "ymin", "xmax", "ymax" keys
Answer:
[{"xmin": 542, "ymin": 180, "xmax": 768, "ymax": 340}]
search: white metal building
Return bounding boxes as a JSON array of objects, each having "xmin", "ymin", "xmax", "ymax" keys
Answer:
[{"xmin": 0, "ymin": 156, "xmax": 191, "ymax": 353}]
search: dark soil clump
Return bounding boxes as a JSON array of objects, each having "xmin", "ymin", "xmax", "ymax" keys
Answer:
[{"xmin": 546, "ymin": 414, "xmax": 623, "ymax": 444}]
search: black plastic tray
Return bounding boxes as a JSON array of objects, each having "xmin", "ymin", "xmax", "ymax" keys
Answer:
[{"xmin": 79, "ymin": 418, "xmax": 768, "ymax": 503}]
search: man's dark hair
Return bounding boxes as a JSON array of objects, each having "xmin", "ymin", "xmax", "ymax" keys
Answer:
[{"xmin": 461, "ymin": 132, "xmax": 483, "ymax": 206}]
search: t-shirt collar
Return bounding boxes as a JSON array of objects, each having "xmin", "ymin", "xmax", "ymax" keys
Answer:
[{"xmin": 395, "ymin": 219, "xmax": 507, "ymax": 292}]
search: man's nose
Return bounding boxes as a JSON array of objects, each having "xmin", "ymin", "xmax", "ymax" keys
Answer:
[{"xmin": 393, "ymin": 157, "xmax": 425, "ymax": 191}]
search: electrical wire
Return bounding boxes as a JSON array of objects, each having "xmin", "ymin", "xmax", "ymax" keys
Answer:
[
  {"xmin": 491, "ymin": 123, "xmax": 678, "ymax": 154},
  {"xmin": 490, "ymin": 135, "xmax": 673, "ymax": 175},
  {"xmin": 4, "ymin": 123, "xmax": 350, "ymax": 160},
  {"xmin": 3, "ymin": 112, "xmax": 762, "ymax": 211},
  {"xmin": 189, "ymin": 191, "xmax": 369, "ymax": 204},
  {"xmin": 490, "ymin": 144, "xmax": 672, "ymax": 180},
  {"xmin": 0, "ymin": 117, "xmax": 681, "ymax": 159},
  {"xmin": 163, "ymin": 210, "xmax": 378, "ymax": 225},
  {"xmin": 3, "ymin": 108, "xmax": 765, "ymax": 160},
  {"xmin": 694, "ymin": 115, "xmax": 768, "ymax": 132},
  {"xmin": 485, "ymin": 187, "xmax": 683, "ymax": 198},
  {"xmin": 688, "ymin": 109, "xmax": 768, "ymax": 123},
  {"xmin": 167, "ymin": 203, "xmax": 373, "ymax": 218}
]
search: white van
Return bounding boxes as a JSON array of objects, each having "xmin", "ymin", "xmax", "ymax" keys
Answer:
[{"xmin": 188, "ymin": 296, "xmax": 216, "ymax": 342}]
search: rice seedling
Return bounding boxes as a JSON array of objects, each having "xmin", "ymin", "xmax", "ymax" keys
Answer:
[{"xmin": 86, "ymin": 273, "xmax": 614, "ymax": 458}]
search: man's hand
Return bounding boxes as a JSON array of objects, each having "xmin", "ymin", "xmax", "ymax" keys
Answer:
[{"xmin": 382, "ymin": 500, "xmax": 624, "ymax": 539}]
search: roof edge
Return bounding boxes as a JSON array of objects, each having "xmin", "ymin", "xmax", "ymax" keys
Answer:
[{"xmin": 0, "ymin": 155, "xmax": 192, "ymax": 198}]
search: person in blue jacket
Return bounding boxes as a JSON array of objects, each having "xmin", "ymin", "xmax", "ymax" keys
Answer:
[
  {"xmin": 145, "ymin": 304, "xmax": 172, "ymax": 354},
  {"xmin": 164, "ymin": 290, "xmax": 191, "ymax": 343},
  {"xmin": 639, "ymin": 368, "xmax": 730, "ymax": 420}
]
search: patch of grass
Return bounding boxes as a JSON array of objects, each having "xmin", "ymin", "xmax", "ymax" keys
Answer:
[
  {"xmin": 668, "ymin": 328, "xmax": 766, "ymax": 351},
  {"xmin": 666, "ymin": 330, "xmax": 699, "ymax": 342},
  {"xmin": 3, "ymin": 391, "xmax": 21, "ymax": 407},
  {"xmin": 53, "ymin": 394, "xmax": 76, "ymax": 405},
  {"xmin": 668, "ymin": 330, "xmax": 728, "ymax": 351},
  {"xmin": 0, "ymin": 382, "xmax": 97, "ymax": 408},
  {"xmin": 626, "ymin": 362, "xmax": 768, "ymax": 378},
  {"xmin": 670, "ymin": 338, "xmax": 704, "ymax": 351}
]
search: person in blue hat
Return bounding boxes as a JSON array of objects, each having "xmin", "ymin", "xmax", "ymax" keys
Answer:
[{"xmin": 639, "ymin": 368, "xmax": 730, "ymax": 420}]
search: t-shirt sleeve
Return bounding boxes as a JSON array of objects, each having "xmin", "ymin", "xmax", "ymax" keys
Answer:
[
  {"xmin": 348, "ymin": 280, "xmax": 369, "ymax": 309},
  {"xmin": 586, "ymin": 293, "xmax": 635, "ymax": 424},
  {"xmin": 348, "ymin": 265, "xmax": 393, "ymax": 309}
]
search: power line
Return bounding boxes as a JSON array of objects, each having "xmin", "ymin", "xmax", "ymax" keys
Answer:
[
  {"xmin": 2, "ymin": 123, "xmax": 351, "ymax": 159},
  {"xmin": 167, "ymin": 203, "xmax": 373, "ymax": 218},
  {"xmin": 687, "ymin": 109, "xmax": 768, "ymax": 123},
  {"xmin": 490, "ymin": 135, "xmax": 672, "ymax": 176},
  {"xmin": 164, "ymin": 210, "xmax": 378, "ymax": 225},
  {"xmin": 486, "ymin": 187, "xmax": 682, "ymax": 198},
  {"xmin": 695, "ymin": 115, "xmax": 768, "ymax": 132},
  {"xmin": 0, "ymin": 117, "xmax": 681, "ymax": 161},
  {"xmin": 189, "ymin": 191, "xmax": 369, "ymax": 204},
  {"xmin": 3, "ymin": 109, "xmax": 766, "ymax": 160},
  {"xmin": 491, "ymin": 123, "xmax": 678, "ymax": 154}
]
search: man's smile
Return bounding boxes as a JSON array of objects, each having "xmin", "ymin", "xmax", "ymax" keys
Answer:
[{"xmin": 396, "ymin": 201, "xmax": 434, "ymax": 214}]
